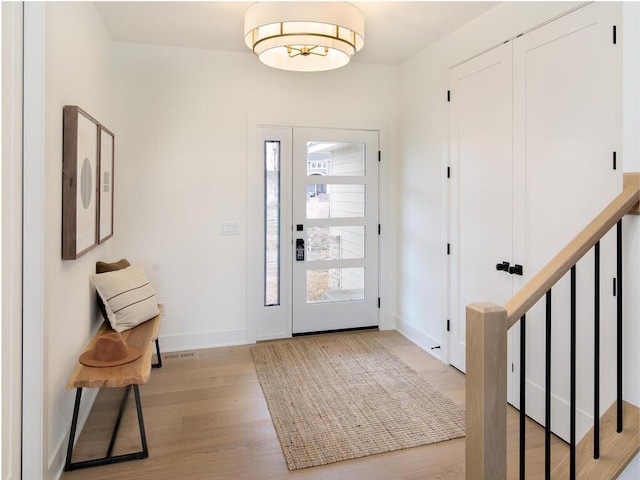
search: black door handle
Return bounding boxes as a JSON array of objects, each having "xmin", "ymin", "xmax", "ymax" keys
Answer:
[
  {"xmin": 496, "ymin": 261, "xmax": 510, "ymax": 272},
  {"xmin": 509, "ymin": 264, "xmax": 523, "ymax": 276}
]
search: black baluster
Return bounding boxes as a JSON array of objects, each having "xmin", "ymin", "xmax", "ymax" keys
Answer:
[
  {"xmin": 520, "ymin": 314, "xmax": 526, "ymax": 480},
  {"xmin": 594, "ymin": 241, "xmax": 600, "ymax": 459},
  {"xmin": 570, "ymin": 265, "xmax": 576, "ymax": 480},
  {"xmin": 545, "ymin": 289, "xmax": 552, "ymax": 480},
  {"xmin": 617, "ymin": 220, "xmax": 623, "ymax": 433}
]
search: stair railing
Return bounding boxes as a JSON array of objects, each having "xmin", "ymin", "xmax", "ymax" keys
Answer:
[{"xmin": 465, "ymin": 173, "xmax": 640, "ymax": 480}]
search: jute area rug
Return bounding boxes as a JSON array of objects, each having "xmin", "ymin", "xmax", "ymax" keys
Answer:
[{"xmin": 251, "ymin": 335, "xmax": 466, "ymax": 470}]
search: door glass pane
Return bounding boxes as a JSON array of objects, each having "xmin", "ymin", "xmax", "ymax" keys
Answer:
[
  {"xmin": 306, "ymin": 267, "xmax": 365, "ymax": 303},
  {"xmin": 306, "ymin": 184, "xmax": 364, "ymax": 219},
  {"xmin": 264, "ymin": 141, "xmax": 280, "ymax": 306},
  {"xmin": 307, "ymin": 226, "xmax": 365, "ymax": 261},
  {"xmin": 307, "ymin": 142, "xmax": 365, "ymax": 176}
]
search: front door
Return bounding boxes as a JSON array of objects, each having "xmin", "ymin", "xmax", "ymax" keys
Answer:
[{"xmin": 291, "ymin": 127, "xmax": 379, "ymax": 334}]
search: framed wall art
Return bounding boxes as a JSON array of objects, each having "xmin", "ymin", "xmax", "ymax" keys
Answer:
[
  {"xmin": 62, "ymin": 106, "xmax": 100, "ymax": 260},
  {"xmin": 98, "ymin": 125, "xmax": 115, "ymax": 243}
]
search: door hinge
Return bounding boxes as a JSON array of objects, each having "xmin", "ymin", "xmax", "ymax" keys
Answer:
[
  {"xmin": 378, "ymin": 150, "xmax": 381, "ymax": 162},
  {"xmin": 613, "ymin": 25, "xmax": 617, "ymax": 44},
  {"xmin": 447, "ymin": 90, "xmax": 451, "ymax": 102},
  {"xmin": 447, "ymin": 243, "xmax": 450, "ymax": 255},
  {"xmin": 447, "ymin": 166, "xmax": 451, "ymax": 178},
  {"xmin": 613, "ymin": 277, "xmax": 617, "ymax": 296},
  {"xmin": 378, "ymin": 297, "xmax": 381, "ymax": 308},
  {"xmin": 447, "ymin": 319, "xmax": 450, "ymax": 332},
  {"xmin": 378, "ymin": 224, "xmax": 381, "ymax": 235},
  {"xmin": 613, "ymin": 151, "xmax": 617, "ymax": 170}
]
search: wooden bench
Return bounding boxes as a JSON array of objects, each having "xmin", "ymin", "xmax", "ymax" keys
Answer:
[{"xmin": 64, "ymin": 314, "xmax": 162, "ymax": 471}]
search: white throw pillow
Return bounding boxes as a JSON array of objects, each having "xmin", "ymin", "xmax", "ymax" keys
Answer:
[{"xmin": 90, "ymin": 264, "xmax": 159, "ymax": 332}]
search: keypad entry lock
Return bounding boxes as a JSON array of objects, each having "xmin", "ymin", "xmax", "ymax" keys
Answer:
[{"xmin": 296, "ymin": 238, "xmax": 305, "ymax": 261}]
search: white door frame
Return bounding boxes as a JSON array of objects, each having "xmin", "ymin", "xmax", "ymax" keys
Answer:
[
  {"xmin": 22, "ymin": 2, "xmax": 47, "ymax": 478},
  {"xmin": 247, "ymin": 118, "xmax": 392, "ymax": 343},
  {"xmin": 2, "ymin": 2, "xmax": 24, "ymax": 478}
]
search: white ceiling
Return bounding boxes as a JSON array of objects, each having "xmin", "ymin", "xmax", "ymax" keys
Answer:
[{"xmin": 94, "ymin": 1, "xmax": 499, "ymax": 65}]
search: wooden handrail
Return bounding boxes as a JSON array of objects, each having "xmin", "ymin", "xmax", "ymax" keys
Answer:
[{"xmin": 505, "ymin": 173, "xmax": 640, "ymax": 328}]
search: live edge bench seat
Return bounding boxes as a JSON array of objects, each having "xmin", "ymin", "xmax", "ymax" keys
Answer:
[
  {"xmin": 64, "ymin": 314, "xmax": 162, "ymax": 471},
  {"xmin": 67, "ymin": 314, "xmax": 161, "ymax": 389}
]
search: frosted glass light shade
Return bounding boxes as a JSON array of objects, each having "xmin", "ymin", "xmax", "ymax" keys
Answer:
[{"xmin": 244, "ymin": 2, "xmax": 365, "ymax": 72}]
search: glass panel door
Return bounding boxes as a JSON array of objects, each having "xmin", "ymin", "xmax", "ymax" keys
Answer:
[{"xmin": 292, "ymin": 128, "xmax": 378, "ymax": 334}]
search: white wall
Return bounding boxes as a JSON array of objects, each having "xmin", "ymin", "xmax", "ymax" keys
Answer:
[
  {"xmin": 110, "ymin": 43, "xmax": 396, "ymax": 350},
  {"xmin": 22, "ymin": 2, "xmax": 114, "ymax": 478}
]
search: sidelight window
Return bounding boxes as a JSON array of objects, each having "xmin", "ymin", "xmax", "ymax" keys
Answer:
[{"xmin": 264, "ymin": 141, "xmax": 280, "ymax": 306}]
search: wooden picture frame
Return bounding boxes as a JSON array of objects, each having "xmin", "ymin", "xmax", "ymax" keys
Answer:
[
  {"xmin": 98, "ymin": 126, "xmax": 115, "ymax": 243},
  {"xmin": 62, "ymin": 106, "xmax": 100, "ymax": 260}
]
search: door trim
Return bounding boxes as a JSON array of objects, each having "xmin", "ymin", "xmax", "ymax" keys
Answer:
[
  {"xmin": 22, "ymin": 2, "xmax": 46, "ymax": 477},
  {"xmin": 247, "ymin": 118, "xmax": 393, "ymax": 343},
  {"xmin": 2, "ymin": 2, "xmax": 24, "ymax": 478}
]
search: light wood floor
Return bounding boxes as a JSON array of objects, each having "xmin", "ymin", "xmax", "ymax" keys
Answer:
[{"xmin": 62, "ymin": 330, "xmax": 568, "ymax": 479}]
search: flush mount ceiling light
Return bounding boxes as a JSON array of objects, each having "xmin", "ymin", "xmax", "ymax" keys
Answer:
[{"xmin": 244, "ymin": 2, "xmax": 365, "ymax": 72}]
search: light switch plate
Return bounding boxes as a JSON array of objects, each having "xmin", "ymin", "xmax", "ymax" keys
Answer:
[{"xmin": 221, "ymin": 222, "xmax": 240, "ymax": 235}]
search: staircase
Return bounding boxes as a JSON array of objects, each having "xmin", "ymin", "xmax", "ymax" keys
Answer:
[{"xmin": 465, "ymin": 173, "xmax": 640, "ymax": 480}]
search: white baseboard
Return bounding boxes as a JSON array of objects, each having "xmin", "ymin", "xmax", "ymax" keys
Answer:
[
  {"xmin": 158, "ymin": 328, "xmax": 249, "ymax": 352},
  {"xmin": 395, "ymin": 316, "xmax": 444, "ymax": 362},
  {"xmin": 256, "ymin": 332, "xmax": 290, "ymax": 342}
]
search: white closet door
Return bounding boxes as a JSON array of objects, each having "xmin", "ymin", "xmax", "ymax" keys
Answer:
[
  {"xmin": 448, "ymin": 43, "xmax": 514, "ymax": 372},
  {"xmin": 513, "ymin": 2, "xmax": 622, "ymax": 441}
]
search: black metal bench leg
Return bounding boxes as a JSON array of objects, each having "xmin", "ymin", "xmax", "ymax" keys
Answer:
[
  {"xmin": 106, "ymin": 384, "xmax": 132, "ymax": 458},
  {"xmin": 64, "ymin": 384, "xmax": 149, "ymax": 471},
  {"xmin": 133, "ymin": 384, "xmax": 149, "ymax": 457},
  {"xmin": 152, "ymin": 338, "xmax": 163, "ymax": 369},
  {"xmin": 64, "ymin": 388, "xmax": 83, "ymax": 470}
]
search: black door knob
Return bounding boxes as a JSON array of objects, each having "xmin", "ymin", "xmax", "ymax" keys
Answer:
[
  {"xmin": 496, "ymin": 261, "xmax": 510, "ymax": 272},
  {"xmin": 509, "ymin": 264, "xmax": 523, "ymax": 276}
]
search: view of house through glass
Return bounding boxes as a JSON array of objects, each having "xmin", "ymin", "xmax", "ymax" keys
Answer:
[
  {"xmin": 306, "ymin": 267, "xmax": 365, "ymax": 303},
  {"xmin": 304, "ymin": 140, "xmax": 367, "ymax": 304}
]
